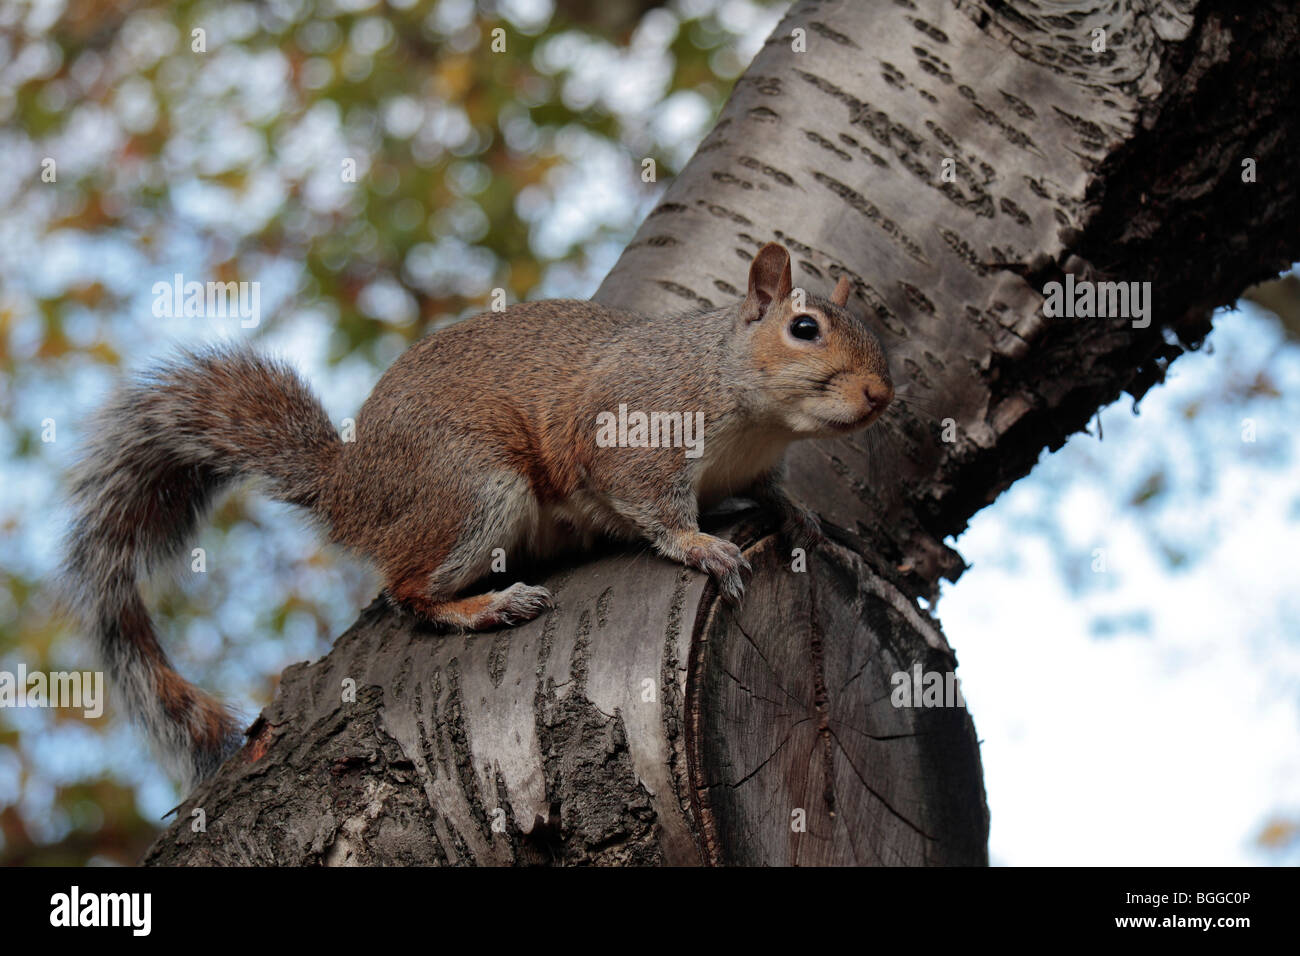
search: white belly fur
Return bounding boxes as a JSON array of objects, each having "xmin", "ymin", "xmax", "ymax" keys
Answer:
[{"xmin": 694, "ymin": 424, "xmax": 790, "ymax": 509}]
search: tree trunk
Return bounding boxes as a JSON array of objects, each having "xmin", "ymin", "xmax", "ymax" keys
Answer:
[{"xmin": 144, "ymin": 0, "xmax": 1299, "ymax": 865}]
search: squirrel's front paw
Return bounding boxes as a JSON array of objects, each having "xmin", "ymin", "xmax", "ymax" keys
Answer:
[
  {"xmin": 670, "ymin": 531, "xmax": 752, "ymax": 605},
  {"xmin": 781, "ymin": 505, "xmax": 824, "ymax": 552}
]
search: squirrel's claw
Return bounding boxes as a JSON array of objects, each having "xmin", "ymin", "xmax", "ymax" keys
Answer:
[
  {"xmin": 674, "ymin": 532, "xmax": 750, "ymax": 606},
  {"xmin": 717, "ymin": 568, "xmax": 747, "ymax": 606}
]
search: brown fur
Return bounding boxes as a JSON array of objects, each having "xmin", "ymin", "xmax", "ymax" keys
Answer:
[{"xmin": 63, "ymin": 243, "xmax": 892, "ymax": 788}]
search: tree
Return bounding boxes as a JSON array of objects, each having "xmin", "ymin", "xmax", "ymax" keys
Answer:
[{"xmin": 143, "ymin": 0, "xmax": 1299, "ymax": 865}]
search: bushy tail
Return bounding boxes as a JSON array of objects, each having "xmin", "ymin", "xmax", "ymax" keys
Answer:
[{"xmin": 61, "ymin": 347, "xmax": 341, "ymax": 791}]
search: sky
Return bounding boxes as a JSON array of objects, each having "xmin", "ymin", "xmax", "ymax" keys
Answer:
[{"xmin": 943, "ymin": 300, "xmax": 1300, "ymax": 865}]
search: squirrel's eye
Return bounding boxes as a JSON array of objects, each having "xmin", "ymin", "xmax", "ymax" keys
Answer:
[{"xmin": 789, "ymin": 315, "xmax": 820, "ymax": 341}]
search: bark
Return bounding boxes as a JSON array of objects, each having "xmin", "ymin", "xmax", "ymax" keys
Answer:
[{"xmin": 145, "ymin": 0, "xmax": 1300, "ymax": 865}]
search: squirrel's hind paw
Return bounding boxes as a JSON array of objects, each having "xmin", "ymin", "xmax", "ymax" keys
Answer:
[
  {"xmin": 405, "ymin": 583, "xmax": 554, "ymax": 631},
  {"xmin": 475, "ymin": 583, "xmax": 554, "ymax": 629},
  {"xmin": 494, "ymin": 583, "xmax": 555, "ymax": 625}
]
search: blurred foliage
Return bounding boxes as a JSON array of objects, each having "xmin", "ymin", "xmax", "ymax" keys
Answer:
[
  {"xmin": 0, "ymin": 0, "xmax": 783, "ymax": 865},
  {"xmin": 1244, "ymin": 274, "xmax": 1300, "ymax": 343}
]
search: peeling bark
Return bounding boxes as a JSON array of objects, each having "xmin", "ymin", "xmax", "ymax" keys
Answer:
[{"xmin": 145, "ymin": 0, "xmax": 1299, "ymax": 866}]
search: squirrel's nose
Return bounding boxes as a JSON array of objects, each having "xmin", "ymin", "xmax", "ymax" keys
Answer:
[{"xmin": 864, "ymin": 377, "xmax": 894, "ymax": 411}]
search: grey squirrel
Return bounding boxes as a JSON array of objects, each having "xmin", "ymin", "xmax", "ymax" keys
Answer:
[{"xmin": 61, "ymin": 242, "xmax": 894, "ymax": 790}]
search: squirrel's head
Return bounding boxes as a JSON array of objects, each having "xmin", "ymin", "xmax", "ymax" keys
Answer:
[{"xmin": 737, "ymin": 243, "xmax": 894, "ymax": 438}]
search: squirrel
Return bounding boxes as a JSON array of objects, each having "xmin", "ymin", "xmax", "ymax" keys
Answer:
[{"xmin": 61, "ymin": 242, "xmax": 893, "ymax": 789}]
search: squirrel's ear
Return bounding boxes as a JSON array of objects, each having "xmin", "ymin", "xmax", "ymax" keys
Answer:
[
  {"xmin": 741, "ymin": 243, "xmax": 792, "ymax": 323},
  {"xmin": 831, "ymin": 275, "xmax": 851, "ymax": 307}
]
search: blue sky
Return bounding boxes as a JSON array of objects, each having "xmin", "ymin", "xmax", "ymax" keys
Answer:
[{"xmin": 944, "ymin": 300, "xmax": 1300, "ymax": 864}]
